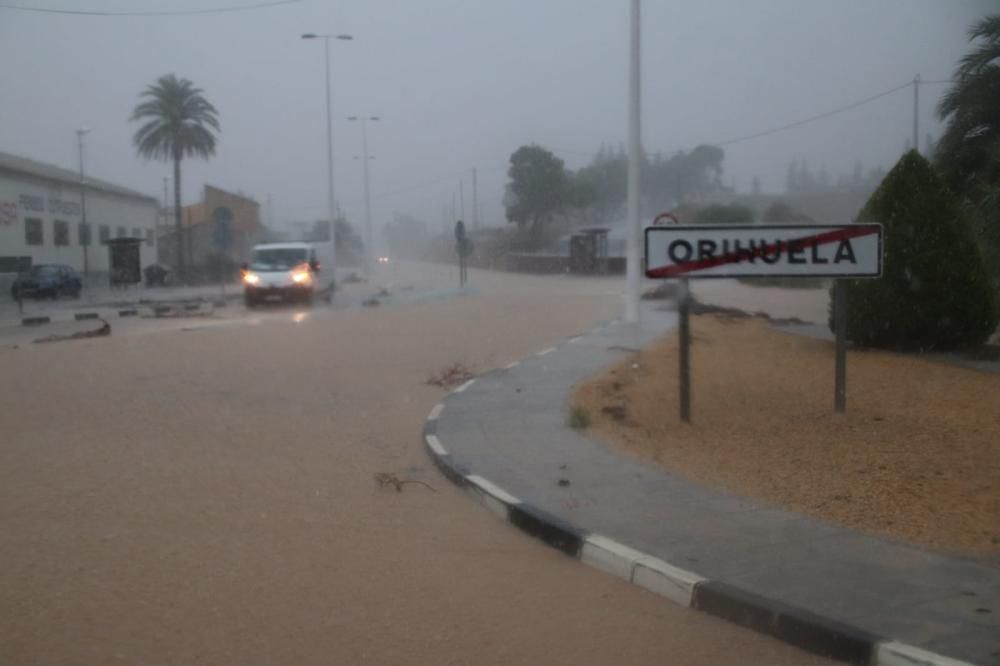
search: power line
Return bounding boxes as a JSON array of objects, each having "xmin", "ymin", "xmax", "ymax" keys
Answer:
[
  {"xmin": 0, "ymin": 0, "xmax": 300, "ymax": 16},
  {"xmin": 711, "ymin": 81, "xmax": 913, "ymax": 148}
]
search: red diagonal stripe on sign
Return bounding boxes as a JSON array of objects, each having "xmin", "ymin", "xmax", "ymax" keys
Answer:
[{"xmin": 647, "ymin": 225, "xmax": 878, "ymax": 278}]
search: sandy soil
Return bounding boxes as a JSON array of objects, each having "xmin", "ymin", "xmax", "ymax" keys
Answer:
[
  {"xmin": 0, "ymin": 264, "xmax": 834, "ymax": 666},
  {"xmin": 574, "ymin": 313, "xmax": 1000, "ymax": 561}
]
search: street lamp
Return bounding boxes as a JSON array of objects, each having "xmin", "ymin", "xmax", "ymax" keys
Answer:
[
  {"xmin": 301, "ymin": 32, "xmax": 353, "ymax": 283},
  {"xmin": 348, "ymin": 115, "xmax": 379, "ymax": 274},
  {"xmin": 624, "ymin": 0, "xmax": 642, "ymax": 323},
  {"xmin": 76, "ymin": 128, "xmax": 92, "ymax": 284}
]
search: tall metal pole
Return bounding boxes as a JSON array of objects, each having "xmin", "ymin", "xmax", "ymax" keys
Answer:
[
  {"xmin": 360, "ymin": 117, "xmax": 374, "ymax": 274},
  {"xmin": 323, "ymin": 37, "xmax": 338, "ymax": 276},
  {"xmin": 459, "ymin": 180, "xmax": 465, "ymax": 221},
  {"xmin": 625, "ymin": 0, "xmax": 642, "ymax": 323},
  {"xmin": 912, "ymin": 74, "xmax": 920, "ymax": 155},
  {"xmin": 472, "ymin": 167, "xmax": 479, "ymax": 230},
  {"xmin": 77, "ymin": 129, "xmax": 90, "ymax": 282}
]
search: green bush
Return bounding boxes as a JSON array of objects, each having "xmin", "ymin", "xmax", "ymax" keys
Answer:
[{"xmin": 831, "ymin": 150, "xmax": 998, "ymax": 350}]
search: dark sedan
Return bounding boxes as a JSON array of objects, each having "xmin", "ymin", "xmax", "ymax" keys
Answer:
[{"xmin": 11, "ymin": 264, "xmax": 82, "ymax": 300}]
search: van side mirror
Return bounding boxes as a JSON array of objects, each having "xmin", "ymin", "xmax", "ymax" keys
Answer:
[
  {"xmin": 309, "ymin": 260, "xmax": 320, "ymax": 272},
  {"xmin": 240, "ymin": 263, "xmax": 248, "ymax": 272}
]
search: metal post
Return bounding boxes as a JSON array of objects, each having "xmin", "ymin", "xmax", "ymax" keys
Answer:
[
  {"xmin": 678, "ymin": 277, "xmax": 691, "ymax": 423},
  {"xmin": 360, "ymin": 118, "xmax": 373, "ymax": 275},
  {"xmin": 624, "ymin": 0, "xmax": 642, "ymax": 323},
  {"xmin": 77, "ymin": 130, "xmax": 89, "ymax": 283},
  {"xmin": 472, "ymin": 168, "xmax": 479, "ymax": 231},
  {"xmin": 834, "ymin": 280, "xmax": 847, "ymax": 413},
  {"xmin": 323, "ymin": 37, "xmax": 338, "ymax": 279},
  {"xmin": 912, "ymin": 74, "xmax": 920, "ymax": 154}
]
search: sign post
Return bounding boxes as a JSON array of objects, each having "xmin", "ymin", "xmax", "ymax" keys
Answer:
[
  {"xmin": 834, "ymin": 280, "xmax": 848, "ymax": 413},
  {"xmin": 454, "ymin": 220, "xmax": 467, "ymax": 287},
  {"xmin": 653, "ymin": 213, "xmax": 691, "ymax": 423},
  {"xmin": 645, "ymin": 223, "xmax": 882, "ymax": 418}
]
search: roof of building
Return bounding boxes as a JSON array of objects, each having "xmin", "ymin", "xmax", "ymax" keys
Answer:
[{"xmin": 0, "ymin": 150, "xmax": 158, "ymax": 204}]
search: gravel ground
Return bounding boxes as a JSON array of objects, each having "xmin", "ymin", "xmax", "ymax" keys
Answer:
[
  {"xmin": 574, "ymin": 313, "xmax": 1000, "ymax": 561},
  {"xmin": 0, "ymin": 264, "xmax": 834, "ymax": 666}
]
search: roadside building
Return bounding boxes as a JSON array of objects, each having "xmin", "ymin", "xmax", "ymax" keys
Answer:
[
  {"xmin": 0, "ymin": 150, "xmax": 158, "ymax": 283},
  {"xmin": 158, "ymin": 185, "xmax": 261, "ymax": 281}
]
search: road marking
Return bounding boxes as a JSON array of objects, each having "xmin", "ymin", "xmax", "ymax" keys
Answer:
[
  {"xmin": 568, "ymin": 336, "xmax": 583, "ymax": 343},
  {"xmin": 504, "ymin": 361, "xmax": 520, "ymax": 370},
  {"xmin": 425, "ymin": 434, "xmax": 447, "ymax": 456},
  {"xmin": 537, "ymin": 346, "xmax": 557, "ymax": 356},
  {"xmin": 875, "ymin": 641, "xmax": 975, "ymax": 666},
  {"xmin": 453, "ymin": 379, "xmax": 475, "ymax": 393},
  {"xmin": 427, "ymin": 403, "xmax": 444, "ymax": 421}
]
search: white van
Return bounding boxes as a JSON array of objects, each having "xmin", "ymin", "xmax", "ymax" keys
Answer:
[{"xmin": 241, "ymin": 242, "xmax": 334, "ymax": 307}]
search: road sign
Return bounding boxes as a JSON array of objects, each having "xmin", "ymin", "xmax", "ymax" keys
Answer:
[
  {"xmin": 644, "ymin": 224, "xmax": 882, "ymax": 279},
  {"xmin": 212, "ymin": 206, "xmax": 233, "ymax": 249}
]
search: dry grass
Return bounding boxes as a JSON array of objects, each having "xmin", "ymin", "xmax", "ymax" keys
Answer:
[{"xmin": 573, "ymin": 314, "xmax": 1000, "ymax": 560}]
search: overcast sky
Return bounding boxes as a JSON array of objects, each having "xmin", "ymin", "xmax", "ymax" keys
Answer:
[{"xmin": 0, "ymin": 0, "xmax": 994, "ymax": 235}]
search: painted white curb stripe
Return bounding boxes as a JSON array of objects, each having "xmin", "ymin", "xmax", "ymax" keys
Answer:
[
  {"xmin": 465, "ymin": 474, "xmax": 521, "ymax": 519},
  {"xmin": 875, "ymin": 641, "xmax": 976, "ymax": 666},
  {"xmin": 504, "ymin": 361, "xmax": 520, "ymax": 369},
  {"xmin": 568, "ymin": 336, "xmax": 583, "ymax": 343},
  {"xmin": 466, "ymin": 475, "xmax": 521, "ymax": 505},
  {"xmin": 537, "ymin": 346, "xmax": 557, "ymax": 356},
  {"xmin": 581, "ymin": 535, "xmax": 649, "ymax": 581},
  {"xmin": 427, "ymin": 403, "xmax": 444, "ymax": 421},
  {"xmin": 424, "ymin": 434, "xmax": 447, "ymax": 456},
  {"xmin": 632, "ymin": 555, "xmax": 705, "ymax": 608},
  {"xmin": 453, "ymin": 379, "xmax": 475, "ymax": 394}
]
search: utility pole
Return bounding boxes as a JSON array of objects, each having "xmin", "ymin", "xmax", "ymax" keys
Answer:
[
  {"xmin": 624, "ymin": 0, "xmax": 642, "ymax": 323},
  {"xmin": 76, "ymin": 128, "xmax": 91, "ymax": 282},
  {"xmin": 459, "ymin": 180, "xmax": 465, "ymax": 222},
  {"xmin": 912, "ymin": 74, "xmax": 920, "ymax": 155},
  {"xmin": 472, "ymin": 168, "xmax": 479, "ymax": 230}
]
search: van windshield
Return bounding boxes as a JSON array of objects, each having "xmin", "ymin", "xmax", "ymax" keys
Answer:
[{"xmin": 250, "ymin": 249, "xmax": 307, "ymax": 271}]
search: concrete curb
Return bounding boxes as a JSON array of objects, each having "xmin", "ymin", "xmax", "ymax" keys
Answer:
[
  {"xmin": 13, "ymin": 303, "xmax": 212, "ymax": 327},
  {"xmin": 421, "ymin": 338, "xmax": 979, "ymax": 666}
]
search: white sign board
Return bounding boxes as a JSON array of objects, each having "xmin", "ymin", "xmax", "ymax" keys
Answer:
[{"xmin": 644, "ymin": 224, "xmax": 882, "ymax": 279}]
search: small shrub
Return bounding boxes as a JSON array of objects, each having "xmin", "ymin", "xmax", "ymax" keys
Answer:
[
  {"xmin": 831, "ymin": 151, "xmax": 998, "ymax": 350},
  {"xmin": 567, "ymin": 406, "xmax": 591, "ymax": 429}
]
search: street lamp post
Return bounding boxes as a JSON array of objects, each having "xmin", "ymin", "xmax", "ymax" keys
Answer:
[
  {"xmin": 302, "ymin": 32, "xmax": 352, "ymax": 283},
  {"xmin": 625, "ymin": 0, "xmax": 642, "ymax": 324},
  {"xmin": 348, "ymin": 115, "xmax": 379, "ymax": 274},
  {"xmin": 76, "ymin": 128, "xmax": 92, "ymax": 283}
]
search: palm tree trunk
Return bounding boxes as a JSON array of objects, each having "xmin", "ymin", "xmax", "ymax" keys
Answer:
[{"xmin": 173, "ymin": 153, "xmax": 183, "ymax": 284}]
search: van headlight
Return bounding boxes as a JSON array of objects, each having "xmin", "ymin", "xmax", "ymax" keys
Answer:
[
  {"xmin": 243, "ymin": 272, "xmax": 261, "ymax": 285},
  {"xmin": 291, "ymin": 270, "xmax": 312, "ymax": 285}
]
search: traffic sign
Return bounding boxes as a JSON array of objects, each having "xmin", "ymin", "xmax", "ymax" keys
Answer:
[
  {"xmin": 212, "ymin": 206, "xmax": 233, "ymax": 249},
  {"xmin": 645, "ymin": 224, "xmax": 882, "ymax": 279}
]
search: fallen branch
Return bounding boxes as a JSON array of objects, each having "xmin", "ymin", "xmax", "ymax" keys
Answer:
[{"xmin": 374, "ymin": 472, "xmax": 438, "ymax": 493}]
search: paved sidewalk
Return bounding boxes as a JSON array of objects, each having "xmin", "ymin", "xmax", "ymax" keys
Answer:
[{"xmin": 432, "ymin": 302, "xmax": 1000, "ymax": 665}]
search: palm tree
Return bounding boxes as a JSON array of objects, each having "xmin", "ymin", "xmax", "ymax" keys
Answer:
[
  {"xmin": 936, "ymin": 14, "xmax": 1000, "ymax": 201},
  {"xmin": 130, "ymin": 74, "xmax": 220, "ymax": 282}
]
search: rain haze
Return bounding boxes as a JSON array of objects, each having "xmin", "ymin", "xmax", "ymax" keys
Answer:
[
  {"xmin": 2, "ymin": 2, "xmax": 1000, "ymax": 665},
  {"xmin": 0, "ymin": 0, "xmax": 994, "ymax": 232}
]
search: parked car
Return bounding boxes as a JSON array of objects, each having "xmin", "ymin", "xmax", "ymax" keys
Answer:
[{"xmin": 11, "ymin": 264, "xmax": 82, "ymax": 300}]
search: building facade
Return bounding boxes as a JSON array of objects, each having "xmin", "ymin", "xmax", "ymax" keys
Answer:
[
  {"xmin": 0, "ymin": 151, "xmax": 158, "ymax": 281},
  {"xmin": 158, "ymin": 185, "xmax": 261, "ymax": 281}
]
